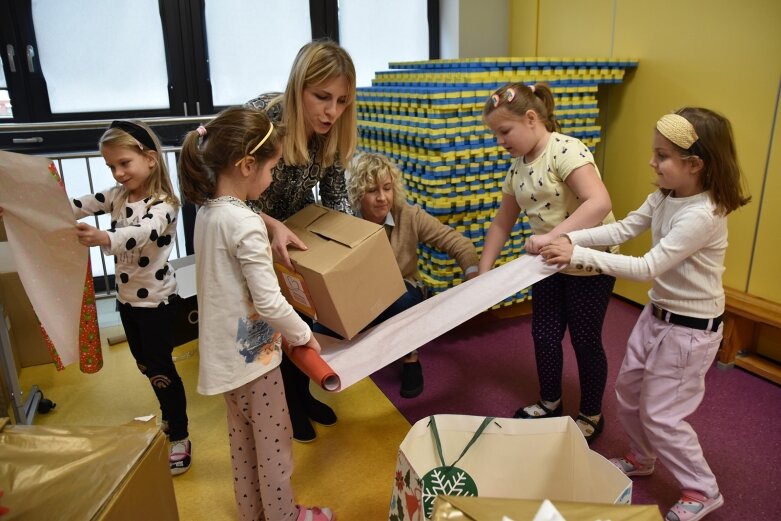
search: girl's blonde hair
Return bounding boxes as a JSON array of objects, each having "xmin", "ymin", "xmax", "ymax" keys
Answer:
[
  {"xmin": 482, "ymin": 82, "xmax": 560, "ymax": 132},
  {"xmin": 667, "ymin": 107, "xmax": 751, "ymax": 215},
  {"xmin": 347, "ymin": 153, "xmax": 407, "ymax": 211},
  {"xmin": 99, "ymin": 120, "xmax": 180, "ymax": 220},
  {"xmin": 178, "ymin": 106, "xmax": 285, "ymax": 206},
  {"xmin": 270, "ymin": 39, "xmax": 356, "ymax": 168}
]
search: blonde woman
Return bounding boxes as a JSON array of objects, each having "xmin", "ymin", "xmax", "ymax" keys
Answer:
[{"xmin": 246, "ymin": 39, "xmax": 357, "ymax": 442}]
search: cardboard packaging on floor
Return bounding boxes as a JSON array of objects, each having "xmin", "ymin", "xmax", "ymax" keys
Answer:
[
  {"xmin": 389, "ymin": 415, "xmax": 633, "ymax": 521},
  {"xmin": 0, "ymin": 241, "xmax": 52, "ymax": 370},
  {"xmin": 0, "ymin": 420, "xmax": 179, "ymax": 520},
  {"xmin": 170, "ymin": 255, "xmax": 198, "ymax": 347},
  {"xmin": 274, "ymin": 204, "xmax": 406, "ymax": 339},
  {"xmin": 432, "ymin": 495, "xmax": 663, "ymax": 521}
]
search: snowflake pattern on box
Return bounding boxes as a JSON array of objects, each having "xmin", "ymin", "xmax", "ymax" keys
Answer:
[{"xmin": 420, "ymin": 465, "xmax": 478, "ymax": 518}]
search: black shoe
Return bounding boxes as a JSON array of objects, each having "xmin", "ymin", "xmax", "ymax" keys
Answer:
[
  {"xmin": 291, "ymin": 410, "xmax": 316, "ymax": 443},
  {"xmin": 305, "ymin": 398, "xmax": 337, "ymax": 426},
  {"xmin": 513, "ymin": 400, "xmax": 563, "ymax": 419},
  {"xmin": 400, "ymin": 361, "xmax": 424, "ymax": 398},
  {"xmin": 576, "ymin": 413, "xmax": 605, "ymax": 443}
]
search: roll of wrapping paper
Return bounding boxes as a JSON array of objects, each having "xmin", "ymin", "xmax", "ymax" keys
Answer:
[{"xmin": 284, "ymin": 333, "xmax": 341, "ymax": 392}]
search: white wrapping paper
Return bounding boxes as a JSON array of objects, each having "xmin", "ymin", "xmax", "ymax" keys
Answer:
[
  {"xmin": 321, "ymin": 254, "xmax": 560, "ymax": 390},
  {"xmin": 0, "ymin": 151, "xmax": 87, "ymax": 366}
]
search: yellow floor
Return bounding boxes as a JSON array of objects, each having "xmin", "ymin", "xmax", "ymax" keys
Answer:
[{"xmin": 15, "ymin": 325, "xmax": 412, "ymax": 520}]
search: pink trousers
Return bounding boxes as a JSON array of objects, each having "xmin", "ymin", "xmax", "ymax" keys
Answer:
[
  {"xmin": 616, "ymin": 304, "xmax": 722, "ymax": 497},
  {"xmin": 224, "ymin": 368, "xmax": 298, "ymax": 521}
]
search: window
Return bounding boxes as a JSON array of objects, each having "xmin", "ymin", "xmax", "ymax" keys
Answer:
[
  {"xmin": 204, "ymin": 0, "xmax": 312, "ymax": 107},
  {"xmin": 339, "ymin": 0, "xmax": 430, "ymax": 88},
  {"xmin": 0, "ymin": 0, "xmax": 438, "ymax": 152},
  {"xmin": 31, "ymin": 0, "xmax": 170, "ymax": 114}
]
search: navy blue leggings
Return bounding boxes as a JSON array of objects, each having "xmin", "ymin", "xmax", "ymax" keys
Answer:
[
  {"xmin": 119, "ymin": 300, "xmax": 189, "ymax": 440},
  {"xmin": 530, "ymin": 272, "xmax": 615, "ymax": 416}
]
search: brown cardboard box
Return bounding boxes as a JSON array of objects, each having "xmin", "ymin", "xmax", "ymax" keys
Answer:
[
  {"xmin": 0, "ymin": 421, "xmax": 179, "ymax": 520},
  {"xmin": 433, "ymin": 495, "xmax": 663, "ymax": 521},
  {"xmin": 275, "ymin": 204, "xmax": 406, "ymax": 339},
  {"xmin": 0, "ymin": 242, "xmax": 52, "ymax": 368}
]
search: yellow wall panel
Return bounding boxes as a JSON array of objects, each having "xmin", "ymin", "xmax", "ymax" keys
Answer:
[
  {"xmin": 747, "ymin": 84, "xmax": 781, "ymax": 299},
  {"xmin": 516, "ymin": 0, "xmax": 781, "ymax": 303},
  {"xmin": 508, "ymin": 0, "xmax": 540, "ymax": 56},
  {"xmin": 537, "ymin": 0, "xmax": 614, "ymax": 57}
]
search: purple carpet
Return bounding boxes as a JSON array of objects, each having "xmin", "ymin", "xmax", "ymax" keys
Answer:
[{"xmin": 370, "ymin": 297, "xmax": 781, "ymax": 519}]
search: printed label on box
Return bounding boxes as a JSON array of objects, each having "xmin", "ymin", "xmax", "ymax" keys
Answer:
[{"xmin": 275, "ymin": 264, "xmax": 317, "ymax": 318}]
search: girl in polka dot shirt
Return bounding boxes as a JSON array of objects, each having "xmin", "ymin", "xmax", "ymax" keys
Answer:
[
  {"xmin": 71, "ymin": 120, "xmax": 191, "ymax": 476},
  {"xmin": 179, "ymin": 107, "xmax": 334, "ymax": 521}
]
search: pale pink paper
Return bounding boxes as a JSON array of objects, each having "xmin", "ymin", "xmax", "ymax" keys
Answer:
[
  {"xmin": 321, "ymin": 254, "xmax": 561, "ymax": 390},
  {"xmin": 0, "ymin": 151, "xmax": 87, "ymax": 366}
]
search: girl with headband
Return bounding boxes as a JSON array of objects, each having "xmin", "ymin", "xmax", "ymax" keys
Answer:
[
  {"xmin": 178, "ymin": 106, "xmax": 334, "ymax": 521},
  {"xmin": 71, "ymin": 119, "xmax": 191, "ymax": 475},
  {"xmin": 542, "ymin": 107, "xmax": 750, "ymax": 521},
  {"xmin": 480, "ymin": 82, "xmax": 617, "ymax": 443}
]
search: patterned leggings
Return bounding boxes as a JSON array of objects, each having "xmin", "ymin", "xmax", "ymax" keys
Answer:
[
  {"xmin": 530, "ymin": 272, "xmax": 615, "ymax": 415},
  {"xmin": 224, "ymin": 368, "xmax": 298, "ymax": 521}
]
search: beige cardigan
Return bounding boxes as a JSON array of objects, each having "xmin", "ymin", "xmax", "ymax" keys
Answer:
[{"xmin": 386, "ymin": 203, "xmax": 479, "ymax": 283}]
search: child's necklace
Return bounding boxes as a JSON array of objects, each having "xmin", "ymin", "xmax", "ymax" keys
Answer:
[{"xmin": 210, "ymin": 195, "xmax": 249, "ymax": 209}]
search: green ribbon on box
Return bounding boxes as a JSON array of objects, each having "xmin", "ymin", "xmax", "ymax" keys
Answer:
[{"xmin": 421, "ymin": 416, "xmax": 495, "ymax": 519}]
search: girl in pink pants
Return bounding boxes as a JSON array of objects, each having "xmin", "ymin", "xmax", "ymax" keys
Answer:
[{"xmin": 541, "ymin": 107, "xmax": 751, "ymax": 521}]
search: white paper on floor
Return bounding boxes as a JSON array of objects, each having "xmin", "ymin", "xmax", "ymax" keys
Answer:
[{"xmin": 321, "ymin": 254, "xmax": 560, "ymax": 390}]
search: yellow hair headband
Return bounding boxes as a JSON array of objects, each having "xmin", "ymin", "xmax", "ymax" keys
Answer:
[
  {"xmin": 656, "ymin": 114, "xmax": 698, "ymax": 149},
  {"xmin": 234, "ymin": 122, "xmax": 275, "ymax": 166}
]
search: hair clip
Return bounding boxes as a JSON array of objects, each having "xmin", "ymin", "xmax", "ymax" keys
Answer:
[
  {"xmin": 491, "ymin": 89, "xmax": 516, "ymax": 108},
  {"xmin": 196, "ymin": 125, "xmax": 207, "ymax": 137},
  {"xmin": 528, "ymin": 84, "xmax": 535, "ymax": 93}
]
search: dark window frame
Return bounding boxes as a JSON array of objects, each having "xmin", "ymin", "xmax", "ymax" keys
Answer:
[{"xmin": 0, "ymin": 0, "xmax": 440, "ymax": 154}]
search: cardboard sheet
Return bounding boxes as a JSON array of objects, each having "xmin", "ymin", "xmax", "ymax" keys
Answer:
[
  {"xmin": 432, "ymin": 495, "xmax": 663, "ymax": 521},
  {"xmin": 320, "ymin": 254, "xmax": 560, "ymax": 391},
  {"xmin": 0, "ymin": 152, "xmax": 88, "ymax": 367}
]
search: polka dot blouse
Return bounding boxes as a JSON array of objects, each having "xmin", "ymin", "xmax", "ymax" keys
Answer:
[{"xmin": 72, "ymin": 187, "xmax": 179, "ymax": 307}]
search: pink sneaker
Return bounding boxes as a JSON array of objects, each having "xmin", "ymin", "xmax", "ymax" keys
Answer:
[
  {"xmin": 609, "ymin": 454, "xmax": 654, "ymax": 476},
  {"xmin": 665, "ymin": 490, "xmax": 723, "ymax": 521},
  {"xmin": 296, "ymin": 505, "xmax": 335, "ymax": 521}
]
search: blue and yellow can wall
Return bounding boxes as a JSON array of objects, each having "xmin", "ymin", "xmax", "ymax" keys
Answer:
[{"xmin": 356, "ymin": 57, "xmax": 637, "ymax": 306}]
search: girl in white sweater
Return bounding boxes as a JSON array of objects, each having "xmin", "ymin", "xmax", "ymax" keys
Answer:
[
  {"xmin": 178, "ymin": 106, "xmax": 333, "ymax": 521},
  {"xmin": 542, "ymin": 107, "xmax": 750, "ymax": 521}
]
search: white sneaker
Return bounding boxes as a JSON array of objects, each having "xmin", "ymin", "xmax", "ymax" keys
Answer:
[{"xmin": 170, "ymin": 438, "xmax": 192, "ymax": 476}]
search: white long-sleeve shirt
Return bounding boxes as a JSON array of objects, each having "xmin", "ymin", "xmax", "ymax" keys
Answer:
[
  {"xmin": 567, "ymin": 190, "xmax": 726, "ymax": 318},
  {"xmin": 194, "ymin": 197, "xmax": 311, "ymax": 395}
]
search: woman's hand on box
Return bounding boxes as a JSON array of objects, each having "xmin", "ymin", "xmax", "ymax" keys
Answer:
[{"xmin": 269, "ymin": 222, "xmax": 307, "ymax": 271}]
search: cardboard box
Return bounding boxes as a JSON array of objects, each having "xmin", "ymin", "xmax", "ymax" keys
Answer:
[
  {"xmin": 390, "ymin": 415, "xmax": 633, "ymax": 521},
  {"xmin": 170, "ymin": 255, "xmax": 198, "ymax": 347},
  {"xmin": 275, "ymin": 205, "xmax": 406, "ymax": 339},
  {"xmin": 0, "ymin": 421, "xmax": 179, "ymax": 520},
  {"xmin": 0, "ymin": 242, "xmax": 51, "ymax": 368},
  {"xmin": 432, "ymin": 495, "xmax": 663, "ymax": 521}
]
